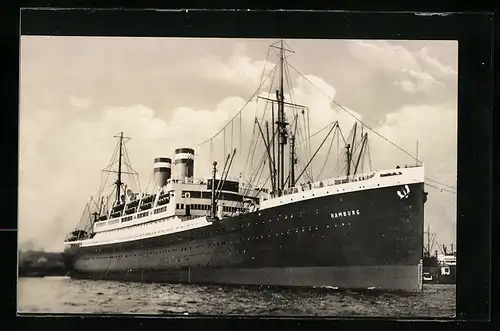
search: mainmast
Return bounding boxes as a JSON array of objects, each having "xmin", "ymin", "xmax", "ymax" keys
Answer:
[
  {"xmin": 258, "ymin": 40, "xmax": 302, "ymax": 194},
  {"xmin": 116, "ymin": 132, "xmax": 124, "ymax": 205},
  {"xmin": 273, "ymin": 40, "xmax": 291, "ymax": 194},
  {"xmin": 279, "ymin": 40, "xmax": 286, "ymax": 193}
]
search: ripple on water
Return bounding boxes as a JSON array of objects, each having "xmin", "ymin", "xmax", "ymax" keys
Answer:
[{"xmin": 17, "ymin": 278, "xmax": 456, "ymax": 317}]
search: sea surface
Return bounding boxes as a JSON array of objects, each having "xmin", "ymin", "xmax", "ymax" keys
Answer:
[{"xmin": 17, "ymin": 277, "xmax": 455, "ymax": 318}]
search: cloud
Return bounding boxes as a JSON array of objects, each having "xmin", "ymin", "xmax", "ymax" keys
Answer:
[
  {"xmin": 418, "ymin": 47, "xmax": 458, "ymax": 78},
  {"xmin": 194, "ymin": 52, "xmax": 276, "ymax": 89},
  {"xmin": 346, "ymin": 40, "xmax": 457, "ymax": 109},
  {"xmin": 394, "ymin": 69, "xmax": 444, "ymax": 93},
  {"xmin": 347, "ymin": 40, "xmax": 422, "ymax": 73}
]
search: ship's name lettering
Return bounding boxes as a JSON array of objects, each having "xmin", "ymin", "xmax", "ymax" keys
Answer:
[
  {"xmin": 380, "ymin": 171, "xmax": 403, "ymax": 177},
  {"xmin": 331, "ymin": 209, "xmax": 360, "ymax": 218}
]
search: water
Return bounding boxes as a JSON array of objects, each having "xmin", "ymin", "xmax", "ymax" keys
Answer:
[{"xmin": 17, "ymin": 277, "xmax": 455, "ymax": 317}]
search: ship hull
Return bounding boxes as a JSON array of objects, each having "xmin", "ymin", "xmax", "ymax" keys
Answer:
[
  {"xmin": 65, "ymin": 182, "xmax": 425, "ymax": 291},
  {"xmin": 70, "ymin": 265, "xmax": 421, "ymax": 290}
]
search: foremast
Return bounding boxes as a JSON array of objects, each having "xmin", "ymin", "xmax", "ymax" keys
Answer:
[{"xmin": 67, "ymin": 132, "xmax": 140, "ymax": 243}]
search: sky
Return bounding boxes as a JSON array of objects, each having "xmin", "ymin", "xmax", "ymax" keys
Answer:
[{"xmin": 18, "ymin": 37, "xmax": 458, "ymax": 252}]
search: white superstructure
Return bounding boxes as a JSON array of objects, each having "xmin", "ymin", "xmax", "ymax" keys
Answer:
[{"xmin": 65, "ymin": 164, "xmax": 424, "ymax": 248}]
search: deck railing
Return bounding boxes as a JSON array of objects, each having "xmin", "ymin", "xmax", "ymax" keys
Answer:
[{"xmin": 261, "ymin": 171, "xmax": 377, "ymax": 202}]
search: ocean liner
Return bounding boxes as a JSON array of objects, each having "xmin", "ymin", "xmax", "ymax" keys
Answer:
[{"xmin": 63, "ymin": 40, "xmax": 427, "ymax": 291}]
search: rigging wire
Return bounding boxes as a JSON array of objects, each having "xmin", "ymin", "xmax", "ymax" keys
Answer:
[
  {"xmin": 425, "ymin": 178, "xmax": 456, "ymax": 190},
  {"xmin": 286, "ymin": 62, "xmax": 456, "ymax": 191},
  {"xmin": 366, "ymin": 139, "xmax": 373, "ymax": 172},
  {"xmin": 247, "ymin": 64, "xmax": 279, "ymax": 175},
  {"xmin": 245, "ymin": 64, "xmax": 279, "ymax": 177},
  {"xmin": 317, "ymin": 125, "xmax": 338, "ymax": 179},
  {"xmin": 288, "ymin": 62, "xmax": 420, "ymax": 160},
  {"xmin": 233, "ymin": 61, "xmax": 279, "ymax": 178},
  {"xmin": 245, "ymin": 119, "xmax": 258, "ymax": 172},
  {"xmin": 245, "ymin": 144, "xmax": 270, "ymax": 192},
  {"xmin": 198, "ymin": 62, "xmax": 280, "ymax": 147},
  {"xmin": 425, "ymin": 182, "xmax": 457, "ymax": 194},
  {"xmin": 122, "ymin": 142, "xmax": 141, "ymax": 193},
  {"xmin": 143, "ymin": 170, "xmax": 154, "ymax": 196},
  {"xmin": 284, "ymin": 57, "xmax": 313, "ymax": 180},
  {"xmin": 284, "ymin": 57, "xmax": 309, "ymax": 181},
  {"xmin": 96, "ymin": 140, "xmax": 120, "ymax": 200}
]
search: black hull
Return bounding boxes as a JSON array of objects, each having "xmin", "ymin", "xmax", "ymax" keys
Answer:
[
  {"xmin": 65, "ymin": 183, "xmax": 425, "ymax": 291},
  {"xmin": 70, "ymin": 265, "xmax": 421, "ymax": 291}
]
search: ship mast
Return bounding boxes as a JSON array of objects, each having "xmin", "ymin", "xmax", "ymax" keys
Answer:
[
  {"xmin": 115, "ymin": 132, "xmax": 124, "ymax": 206},
  {"xmin": 424, "ymin": 224, "xmax": 436, "ymax": 256},
  {"xmin": 271, "ymin": 40, "xmax": 295, "ymax": 194},
  {"xmin": 257, "ymin": 40, "xmax": 309, "ymax": 194},
  {"xmin": 278, "ymin": 40, "xmax": 286, "ymax": 193},
  {"xmin": 353, "ymin": 133, "xmax": 368, "ymax": 175}
]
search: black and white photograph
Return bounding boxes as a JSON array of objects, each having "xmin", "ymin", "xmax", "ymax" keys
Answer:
[{"xmin": 17, "ymin": 36, "xmax": 458, "ymax": 317}]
